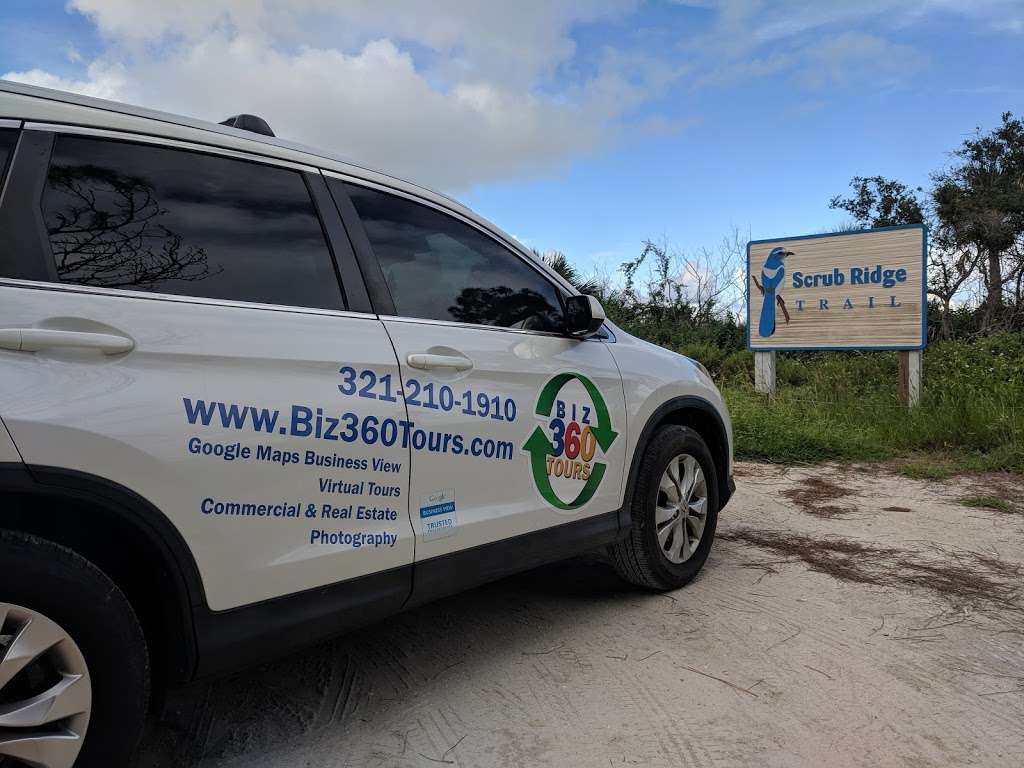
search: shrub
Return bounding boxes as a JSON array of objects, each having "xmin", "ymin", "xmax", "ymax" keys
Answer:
[{"xmin": 719, "ymin": 333, "xmax": 1024, "ymax": 473}]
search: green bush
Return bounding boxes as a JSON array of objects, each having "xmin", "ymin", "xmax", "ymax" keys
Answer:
[
  {"xmin": 608, "ymin": 304, "xmax": 1023, "ymax": 472},
  {"xmin": 719, "ymin": 350, "xmax": 752, "ymax": 384},
  {"xmin": 715, "ymin": 334, "xmax": 1023, "ymax": 473}
]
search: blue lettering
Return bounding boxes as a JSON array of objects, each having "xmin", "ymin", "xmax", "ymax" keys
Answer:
[
  {"xmin": 188, "ymin": 437, "xmax": 251, "ymax": 461},
  {"xmin": 322, "ymin": 415, "xmax": 339, "ymax": 441},
  {"xmin": 183, "ymin": 397, "xmax": 216, "ymax": 426},
  {"xmin": 291, "ymin": 405, "xmax": 313, "ymax": 437},
  {"xmin": 216, "ymin": 402, "xmax": 249, "ymax": 429},
  {"xmin": 249, "ymin": 407, "xmax": 278, "ymax": 433},
  {"xmin": 339, "ymin": 413, "xmax": 358, "ymax": 442},
  {"xmin": 427, "ymin": 431, "xmax": 443, "ymax": 452}
]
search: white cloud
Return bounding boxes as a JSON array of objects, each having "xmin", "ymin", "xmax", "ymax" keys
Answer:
[
  {"xmin": 796, "ymin": 32, "xmax": 927, "ymax": 89},
  {"xmin": 683, "ymin": 0, "xmax": 1023, "ymax": 93},
  {"xmin": 2, "ymin": 0, "xmax": 1013, "ymax": 192},
  {"xmin": 3, "ymin": 60, "xmax": 125, "ymax": 100},
  {"xmin": 115, "ymin": 35, "xmax": 615, "ymax": 190},
  {"xmin": 67, "ymin": 0, "xmax": 260, "ymax": 42},
  {"xmin": 4, "ymin": 0, "xmax": 661, "ymax": 192},
  {"xmin": 67, "ymin": 0, "xmax": 634, "ymax": 73}
]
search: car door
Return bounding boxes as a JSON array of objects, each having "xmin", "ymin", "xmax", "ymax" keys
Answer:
[
  {"xmin": 327, "ymin": 177, "xmax": 628, "ymax": 597},
  {"xmin": 0, "ymin": 128, "xmax": 414, "ymax": 611}
]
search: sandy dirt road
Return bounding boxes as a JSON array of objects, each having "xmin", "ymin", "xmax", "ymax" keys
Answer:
[{"xmin": 134, "ymin": 463, "xmax": 1024, "ymax": 768}]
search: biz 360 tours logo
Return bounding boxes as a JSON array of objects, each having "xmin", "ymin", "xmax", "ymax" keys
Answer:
[{"xmin": 523, "ymin": 372, "xmax": 618, "ymax": 511}]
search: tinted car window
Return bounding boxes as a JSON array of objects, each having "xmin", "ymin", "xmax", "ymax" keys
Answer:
[
  {"xmin": 0, "ymin": 129, "xmax": 17, "ymax": 186},
  {"xmin": 344, "ymin": 183, "xmax": 564, "ymax": 331},
  {"xmin": 41, "ymin": 136, "xmax": 343, "ymax": 309}
]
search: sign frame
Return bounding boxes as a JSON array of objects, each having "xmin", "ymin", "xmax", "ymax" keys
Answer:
[{"xmin": 745, "ymin": 223, "xmax": 928, "ymax": 353}]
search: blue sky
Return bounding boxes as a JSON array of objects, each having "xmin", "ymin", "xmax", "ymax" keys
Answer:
[{"xmin": 2, "ymin": 1, "xmax": 1022, "ymax": 278}]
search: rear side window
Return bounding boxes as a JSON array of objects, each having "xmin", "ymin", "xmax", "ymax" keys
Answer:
[
  {"xmin": 344, "ymin": 183, "xmax": 564, "ymax": 332},
  {"xmin": 41, "ymin": 136, "xmax": 343, "ymax": 310},
  {"xmin": 0, "ymin": 129, "xmax": 18, "ymax": 187}
]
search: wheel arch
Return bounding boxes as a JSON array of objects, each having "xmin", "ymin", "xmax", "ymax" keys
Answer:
[
  {"xmin": 621, "ymin": 396, "xmax": 733, "ymax": 529},
  {"xmin": 0, "ymin": 462, "xmax": 202, "ymax": 688}
]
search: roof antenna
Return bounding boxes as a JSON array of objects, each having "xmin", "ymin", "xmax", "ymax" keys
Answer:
[{"xmin": 220, "ymin": 114, "xmax": 275, "ymax": 137}]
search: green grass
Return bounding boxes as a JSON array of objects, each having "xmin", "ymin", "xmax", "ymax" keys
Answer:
[
  {"xmin": 683, "ymin": 332, "xmax": 1024, "ymax": 475},
  {"xmin": 895, "ymin": 460, "xmax": 956, "ymax": 481},
  {"xmin": 960, "ymin": 495, "xmax": 1011, "ymax": 511}
]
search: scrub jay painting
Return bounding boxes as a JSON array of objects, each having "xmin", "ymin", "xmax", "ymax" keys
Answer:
[{"xmin": 757, "ymin": 247, "xmax": 794, "ymax": 337}]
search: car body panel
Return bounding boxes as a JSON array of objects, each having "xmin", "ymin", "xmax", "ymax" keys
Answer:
[
  {"xmin": 607, "ymin": 327, "xmax": 733, "ymax": 485},
  {"xmin": 382, "ymin": 317, "xmax": 628, "ymax": 561},
  {"xmin": 0, "ymin": 417, "xmax": 21, "ymax": 462},
  {"xmin": 0, "ymin": 282, "xmax": 415, "ymax": 610}
]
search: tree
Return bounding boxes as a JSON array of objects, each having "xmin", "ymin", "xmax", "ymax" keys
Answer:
[
  {"xmin": 829, "ymin": 175, "xmax": 925, "ymax": 228},
  {"xmin": 537, "ymin": 249, "xmax": 601, "ymax": 295},
  {"xmin": 46, "ymin": 163, "xmax": 215, "ymax": 289},
  {"xmin": 449, "ymin": 285, "xmax": 559, "ymax": 330},
  {"xmin": 927, "ymin": 233, "xmax": 984, "ymax": 339},
  {"xmin": 828, "ymin": 163, "xmax": 1015, "ymax": 338},
  {"xmin": 932, "ymin": 111, "xmax": 1024, "ymax": 326},
  {"xmin": 620, "ymin": 234, "xmax": 743, "ymax": 321}
]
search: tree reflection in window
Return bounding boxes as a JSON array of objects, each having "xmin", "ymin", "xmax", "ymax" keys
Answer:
[
  {"xmin": 41, "ymin": 136, "xmax": 343, "ymax": 309},
  {"xmin": 45, "ymin": 163, "xmax": 215, "ymax": 290},
  {"xmin": 449, "ymin": 286, "xmax": 561, "ymax": 330},
  {"xmin": 342, "ymin": 181, "xmax": 566, "ymax": 330}
]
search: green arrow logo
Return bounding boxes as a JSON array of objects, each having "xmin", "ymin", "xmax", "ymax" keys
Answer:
[{"xmin": 523, "ymin": 372, "xmax": 618, "ymax": 510}]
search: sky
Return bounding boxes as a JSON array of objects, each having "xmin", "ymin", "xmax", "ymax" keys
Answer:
[{"xmin": 2, "ymin": 0, "xmax": 1022, "ymax": 279}]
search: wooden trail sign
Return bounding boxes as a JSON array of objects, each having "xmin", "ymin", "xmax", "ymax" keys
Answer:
[{"xmin": 746, "ymin": 225, "xmax": 928, "ymax": 404}]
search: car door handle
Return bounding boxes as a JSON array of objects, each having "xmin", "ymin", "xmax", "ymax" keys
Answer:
[
  {"xmin": 0, "ymin": 328, "xmax": 135, "ymax": 355},
  {"xmin": 406, "ymin": 353, "xmax": 473, "ymax": 371}
]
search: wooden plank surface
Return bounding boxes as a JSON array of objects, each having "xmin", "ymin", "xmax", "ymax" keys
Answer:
[{"xmin": 747, "ymin": 227, "xmax": 925, "ymax": 350}]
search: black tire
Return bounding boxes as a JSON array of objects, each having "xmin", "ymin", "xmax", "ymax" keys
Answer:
[
  {"xmin": 0, "ymin": 530, "xmax": 149, "ymax": 768},
  {"xmin": 608, "ymin": 425, "xmax": 719, "ymax": 590}
]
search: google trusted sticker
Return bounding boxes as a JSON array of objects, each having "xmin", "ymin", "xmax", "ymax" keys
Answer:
[{"xmin": 523, "ymin": 372, "xmax": 618, "ymax": 512}]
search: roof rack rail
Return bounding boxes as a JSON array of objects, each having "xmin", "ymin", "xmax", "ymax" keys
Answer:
[{"xmin": 219, "ymin": 114, "xmax": 275, "ymax": 137}]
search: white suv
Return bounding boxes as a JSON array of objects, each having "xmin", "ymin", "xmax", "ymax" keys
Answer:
[{"xmin": 0, "ymin": 81, "xmax": 734, "ymax": 768}]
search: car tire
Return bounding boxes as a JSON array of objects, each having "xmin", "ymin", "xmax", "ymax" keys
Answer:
[
  {"xmin": 608, "ymin": 425, "xmax": 719, "ymax": 591},
  {"xmin": 0, "ymin": 530, "xmax": 149, "ymax": 768}
]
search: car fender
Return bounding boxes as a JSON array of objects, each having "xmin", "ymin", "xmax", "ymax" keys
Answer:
[{"xmin": 606, "ymin": 328, "xmax": 733, "ymax": 522}]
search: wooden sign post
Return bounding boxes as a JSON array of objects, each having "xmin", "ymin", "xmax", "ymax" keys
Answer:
[
  {"xmin": 754, "ymin": 350, "xmax": 776, "ymax": 395},
  {"xmin": 898, "ymin": 350, "xmax": 922, "ymax": 407},
  {"xmin": 747, "ymin": 225, "xmax": 927, "ymax": 404}
]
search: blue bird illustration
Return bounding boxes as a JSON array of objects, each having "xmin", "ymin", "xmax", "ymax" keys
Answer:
[{"xmin": 757, "ymin": 246, "xmax": 794, "ymax": 337}]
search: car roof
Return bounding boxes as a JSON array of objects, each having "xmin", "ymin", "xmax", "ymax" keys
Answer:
[{"xmin": 0, "ymin": 79, "xmax": 577, "ymax": 294}]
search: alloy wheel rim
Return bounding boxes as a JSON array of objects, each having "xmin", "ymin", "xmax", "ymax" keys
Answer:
[
  {"xmin": 0, "ymin": 604, "xmax": 91, "ymax": 768},
  {"xmin": 655, "ymin": 453, "xmax": 708, "ymax": 564}
]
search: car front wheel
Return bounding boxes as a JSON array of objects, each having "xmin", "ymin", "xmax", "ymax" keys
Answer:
[
  {"xmin": 0, "ymin": 530, "xmax": 148, "ymax": 768},
  {"xmin": 608, "ymin": 425, "xmax": 719, "ymax": 590}
]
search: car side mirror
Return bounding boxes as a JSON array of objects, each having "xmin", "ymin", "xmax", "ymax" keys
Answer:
[{"xmin": 564, "ymin": 294, "xmax": 606, "ymax": 338}]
